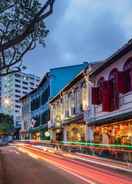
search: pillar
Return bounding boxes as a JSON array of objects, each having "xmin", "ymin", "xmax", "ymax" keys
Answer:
[
  {"xmin": 63, "ymin": 126, "xmax": 67, "ymax": 143},
  {"xmin": 86, "ymin": 126, "xmax": 94, "ymax": 142}
]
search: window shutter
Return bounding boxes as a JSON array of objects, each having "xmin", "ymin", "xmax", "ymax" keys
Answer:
[
  {"xmin": 92, "ymin": 87, "xmax": 100, "ymax": 105},
  {"xmin": 129, "ymin": 68, "xmax": 132, "ymax": 91},
  {"xmin": 117, "ymin": 71, "xmax": 130, "ymax": 94},
  {"xmin": 102, "ymin": 81, "xmax": 112, "ymax": 112},
  {"xmin": 117, "ymin": 71, "xmax": 125, "ymax": 93}
]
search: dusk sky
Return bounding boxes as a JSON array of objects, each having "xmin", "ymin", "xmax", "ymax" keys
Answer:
[{"xmin": 24, "ymin": 0, "xmax": 132, "ymax": 77}]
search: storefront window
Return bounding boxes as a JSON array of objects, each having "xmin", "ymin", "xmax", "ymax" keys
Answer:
[
  {"xmin": 93, "ymin": 120, "xmax": 132, "ymax": 145},
  {"xmin": 67, "ymin": 124, "xmax": 85, "ymax": 142}
]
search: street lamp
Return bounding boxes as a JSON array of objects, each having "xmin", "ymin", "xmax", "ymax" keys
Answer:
[{"xmin": 3, "ymin": 97, "xmax": 11, "ymax": 107}]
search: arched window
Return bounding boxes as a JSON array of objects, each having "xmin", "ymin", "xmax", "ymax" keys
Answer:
[
  {"xmin": 109, "ymin": 69, "xmax": 118, "ymax": 88},
  {"xmin": 108, "ymin": 69, "xmax": 119, "ymax": 111},
  {"xmin": 123, "ymin": 58, "xmax": 132, "ymax": 92},
  {"xmin": 124, "ymin": 58, "xmax": 132, "ymax": 70}
]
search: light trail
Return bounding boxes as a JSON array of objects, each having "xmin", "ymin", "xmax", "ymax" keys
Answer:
[{"xmin": 17, "ymin": 145, "xmax": 132, "ymax": 184}]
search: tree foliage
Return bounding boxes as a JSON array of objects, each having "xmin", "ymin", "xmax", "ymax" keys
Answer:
[
  {"xmin": 0, "ymin": 0, "xmax": 55, "ymax": 76},
  {"xmin": 0, "ymin": 113, "xmax": 13, "ymax": 133}
]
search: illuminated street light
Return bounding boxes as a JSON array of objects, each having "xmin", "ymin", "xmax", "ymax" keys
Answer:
[{"xmin": 3, "ymin": 97, "xmax": 11, "ymax": 107}]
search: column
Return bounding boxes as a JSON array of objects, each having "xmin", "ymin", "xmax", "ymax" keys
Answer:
[
  {"xmin": 86, "ymin": 126, "xmax": 94, "ymax": 142},
  {"xmin": 63, "ymin": 126, "xmax": 67, "ymax": 143}
]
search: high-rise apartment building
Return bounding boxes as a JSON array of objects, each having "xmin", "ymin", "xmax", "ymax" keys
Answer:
[{"xmin": 1, "ymin": 72, "xmax": 40, "ymax": 128}]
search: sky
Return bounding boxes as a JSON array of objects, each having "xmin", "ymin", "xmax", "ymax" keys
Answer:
[{"xmin": 24, "ymin": 0, "xmax": 132, "ymax": 77}]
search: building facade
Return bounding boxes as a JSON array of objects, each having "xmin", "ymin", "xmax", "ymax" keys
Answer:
[
  {"xmin": 20, "ymin": 94, "xmax": 31, "ymax": 139},
  {"xmin": 49, "ymin": 63, "xmax": 100, "ymax": 142},
  {"xmin": 86, "ymin": 40, "xmax": 132, "ymax": 145},
  {"xmin": 21, "ymin": 63, "xmax": 88, "ymax": 140},
  {"xmin": 2, "ymin": 72, "xmax": 40, "ymax": 128}
]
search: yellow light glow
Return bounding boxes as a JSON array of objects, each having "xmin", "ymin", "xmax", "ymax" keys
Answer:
[{"xmin": 4, "ymin": 97, "xmax": 11, "ymax": 106}]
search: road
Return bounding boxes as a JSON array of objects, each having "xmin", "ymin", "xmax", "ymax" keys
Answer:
[
  {"xmin": 0, "ymin": 146, "xmax": 85, "ymax": 184},
  {"xmin": 0, "ymin": 145, "xmax": 132, "ymax": 184}
]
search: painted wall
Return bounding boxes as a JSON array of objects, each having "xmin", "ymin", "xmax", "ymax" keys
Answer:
[
  {"xmin": 50, "ymin": 63, "xmax": 88, "ymax": 98},
  {"xmin": 88, "ymin": 50, "xmax": 132, "ymax": 122}
]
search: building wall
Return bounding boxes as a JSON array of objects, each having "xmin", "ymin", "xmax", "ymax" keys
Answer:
[
  {"xmin": 30, "ymin": 74, "xmax": 50, "ymax": 127},
  {"xmin": 21, "ymin": 96, "xmax": 31, "ymax": 131},
  {"xmin": 50, "ymin": 62, "xmax": 88, "ymax": 98},
  {"xmin": 88, "ymin": 50, "xmax": 132, "ymax": 123},
  {"xmin": 1, "ymin": 72, "xmax": 40, "ymax": 128},
  {"xmin": 27, "ymin": 63, "xmax": 89, "ymax": 134}
]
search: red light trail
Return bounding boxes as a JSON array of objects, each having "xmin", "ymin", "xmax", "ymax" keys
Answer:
[{"xmin": 17, "ymin": 144, "xmax": 132, "ymax": 184}]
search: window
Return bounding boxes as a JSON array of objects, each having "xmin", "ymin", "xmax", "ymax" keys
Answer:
[
  {"xmin": 30, "ymin": 82, "xmax": 34, "ymax": 85},
  {"xmin": 68, "ymin": 92, "xmax": 75, "ymax": 115},
  {"xmin": 33, "ymin": 116, "xmax": 41, "ymax": 127},
  {"xmin": 31, "ymin": 97, "xmax": 40, "ymax": 111},
  {"xmin": 81, "ymin": 82, "xmax": 88, "ymax": 111},
  {"xmin": 23, "ymin": 86, "xmax": 28, "ymax": 90},
  {"xmin": 74, "ymin": 88, "xmax": 80, "ymax": 113},
  {"xmin": 41, "ymin": 86, "xmax": 50, "ymax": 105},
  {"xmin": 23, "ymin": 91, "xmax": 27, "ymax": 94},
  {"xmin": 15, "ymin": 74, "xmax": 21, "ymax": 78},
  {"xmin": 23, "ymin": 81, "xmax": 28, "ymax": 85},
  {"xmin": 123, "ymin": 58, "xmax": 132, "ymax": 92},
  {"xmin": 15, "ymin": 84, "xmax": 21, "ymax": 88},
  {"xmin": 15, "ymin": 105, "xmax": 21, "ymax": 108},
  {"xmin": 15, "ymin": 100, "xmax": 19, "ymax": 103},
  {"xmin": 92, "ymin": 77, "xmax": 104, "ymax": 105},
  {"xmin": 15, "ymin": 89, "xmax": 21, "ymax": 93},
  {"xmin": 108, "ymin": 69, "xmax": 119, "ymax": 111},
  {"xmin": 97, "ymin": 77, "xmax": 104, "ymax": 103},
  {"xmin": 41, "ymin": 110, "xmax": 50, "ymax": 124},
  {"xmin": 15, "ymin": 95, "xmax": 20, "ymax": 98},
  {"xmin": 64, "ymin": 95, "xmax": 69, "ymax": 117},
  {"xmin": 15, "ymin": 79, "xmax": 20, "ymax": 83}
]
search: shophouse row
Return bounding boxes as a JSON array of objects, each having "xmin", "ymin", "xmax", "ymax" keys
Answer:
[{"xmin": 20, "ymin": 40, "xmax": 132, "ymax": 145}]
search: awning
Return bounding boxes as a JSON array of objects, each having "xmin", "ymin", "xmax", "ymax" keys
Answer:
[
  {"xmin": 29, "ymin": 124, "xmax": 48, "ymax": 133},
  {"xmin": 88, "ymin": 111, "xmax": 132, "ymax": 126}
]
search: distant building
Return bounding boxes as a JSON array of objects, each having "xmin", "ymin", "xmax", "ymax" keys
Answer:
[
  {"xmin": 20, "ymin": 63, "xmax": 88, "ymax": 140},
  {"xmin": 20, "ymin": 94, "xmax": 31, "ymax": 139},
  {"xmin": 1, "ymin": 72, "xmax": 40, "ymax": 128}
]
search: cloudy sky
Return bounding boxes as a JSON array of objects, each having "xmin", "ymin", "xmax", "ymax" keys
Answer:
[{"xmin": 24, "ymin": 0, "xmax": 132, "ymax": 77}]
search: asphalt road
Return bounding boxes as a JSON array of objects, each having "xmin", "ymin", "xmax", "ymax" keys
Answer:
[
  {"xmin": 0, "ymin": 145, "xmax": 132, "ymax": 184},
  {"xmin": 0, "ymin": 146, "xmax": 86, "ymax": 184}
]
